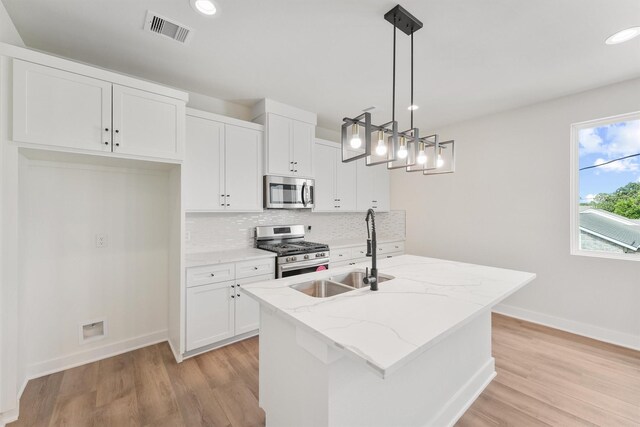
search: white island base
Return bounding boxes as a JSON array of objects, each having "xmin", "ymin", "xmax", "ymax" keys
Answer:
[{"xmin": 259, "ymin": 307, "xmax": 495, "ymax": 427}]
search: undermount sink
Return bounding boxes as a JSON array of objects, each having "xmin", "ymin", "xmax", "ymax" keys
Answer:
[
  {"xmin": 290, "ymin": 270, "xmax": 397, "ymax": 297},
  {"xmin": 330, "ymin": 270, "xmax": 395, "ymax": 289},
  {"xmin": 290, "ymin": 280, "xmax": 353, "ymax": 298}
]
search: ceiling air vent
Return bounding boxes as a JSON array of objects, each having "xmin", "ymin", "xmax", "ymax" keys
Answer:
[{"xmin": 144, "ymin": 10, "xmax": 193, "ymax": 43}]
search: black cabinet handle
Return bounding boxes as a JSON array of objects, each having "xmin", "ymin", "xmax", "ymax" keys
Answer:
[
  {"xmin": 236, "ymin": 294, "xmax": 240, "ymax": 298},
  {"xmin": 115, "ymin": 130, "xmax": 120, "ymax": 134},
  {"xmin": 104, "ymin": 142, "xmax": 109, "ymax": 145},
  {"xmin": 210, "ymin": 273, "xmax": 215, "ymax": 276},
  {"xmin": 231, "ymin": 295, "xmax": 235, "ymax": 299},
  {"xmin": 105, "ymin": 128, "xmax": 109, "ymax": 132},
  {"xmin": 115, "ymin": 143, "xmax": 120, "ymax": 147}
]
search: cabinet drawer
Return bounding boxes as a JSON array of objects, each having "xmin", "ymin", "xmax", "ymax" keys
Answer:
[
  {"xmin": 350, "ymin": 245, "xmax": 368, "ymax": 259},
  {"xmin": 236, "ymin": 258, "xmax": 275, "ymax": 279},
  {"xmin": 377, "ymin": 241, "xmax": 405, "ymax": 255},
  {"xmin": 186, "ymin": 263, "xmax": 235, "ymax": 287},
  {"xmin": 330, "ymin": 247, "xmax": 352, "ymax": 263}
]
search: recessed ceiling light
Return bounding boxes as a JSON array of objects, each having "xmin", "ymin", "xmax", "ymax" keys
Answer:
[
  {"xmin": 605, "ymin": 27, "xmax": 640, "ymax": 45},
  {"xmin": 190, "ymin": 0, "xmax": 217, "ymax": 16}
]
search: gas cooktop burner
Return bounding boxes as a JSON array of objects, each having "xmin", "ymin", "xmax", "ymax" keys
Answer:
[{"xmin": 257, "ymin": 241, "xmax": 329, "ymax": 256}]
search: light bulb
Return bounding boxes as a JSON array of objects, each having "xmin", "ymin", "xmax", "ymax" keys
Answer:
[
  {"xmin": 191, "ymin": 0, "xmax": 217, "ymax": 15},
  {"xmin": 375, "ymin": 131, "xmax": 387, "ymax": 156},
  {"xmin": 437, "ymin": 155, "xmax": 444, "ymax": 168},
  {"xmin": 605, "ymin": 27, "xmax": 640, "ymax": 45},
  {"xmin": 417, "ymin": 150, "xmax": 427, "ymax": 164},
  {"xmin": 417, "ymin": 142, "xmax": 426, "ymax": 164},
  {"xmin": 397, "ymin": 136, "xmax": 408, "ymax": 159},
  {"xmin": 350, "ymin": 123, "xmax": 362, "ymax": 149}
]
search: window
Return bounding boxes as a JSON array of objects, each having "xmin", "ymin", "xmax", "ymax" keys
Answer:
[{"xmin": 571, "ymin": 112, "xmax": 640, "ymax": 260}]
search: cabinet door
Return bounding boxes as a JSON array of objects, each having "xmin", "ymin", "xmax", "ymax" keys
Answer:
[
  {"xmin": 186, "ymin": 281, "xmax": 235, "ymax": 351},
  {"xmin": 292, "ymin": 120, "xmax": 314, "ymax": 178},
  {"xmin": 225, "ymin": 125, "xmax": 262, "ymax": 211},
  {"xmin": 184, "ymin": 116, "xmax": 225, "ymax": 211},
  {"xmin": 112, "ymin": 85, "xmax": 185, "ymax": 160},
  {"xmin": 235, "ymin": 274, "xmax": 272, "ymax": 335},
  {"xmin": 12, "ymin": 60, "xmax": 112, "ymax": 152},
  {"xmin": 372, "ymin": 166, "xmax": 390, "ymax": 212},
  {"xmin": 313, "ymin": 143, "xmax": 337, "ymax": 212},
  {"xmin": 356, "ymin": 160, "xmax": 374, "ymax": 211},
  {"xmin": 336, "ymin": 152, "xmax": 357, "ymax": 211},
  {"xmin": 265, "ymin": 114, "xmax": 293, "ymax": 176}
]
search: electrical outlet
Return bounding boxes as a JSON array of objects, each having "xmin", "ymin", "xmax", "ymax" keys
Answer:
[{"xmin": 96, "ymin": 234, "xmax": 108, "ymax": 248}]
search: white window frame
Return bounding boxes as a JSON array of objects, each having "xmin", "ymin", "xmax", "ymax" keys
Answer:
[{"xmin": 570, "ymin": 110, "xmax": 640, "ymax": 261}]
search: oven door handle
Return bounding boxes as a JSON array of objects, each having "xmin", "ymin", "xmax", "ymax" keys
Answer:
[{"xmin": 280, "ymin": 258, "xmax": 330, "ymax": 272}]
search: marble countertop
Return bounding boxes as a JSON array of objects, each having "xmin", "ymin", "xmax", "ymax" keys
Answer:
[
  {"xmin": 185, "ymin": 248, "xmax": 275, "ymax": 268},
  {"xmin": 326, "ymin": 237, "xmax": 404, "ymax": 249},
  {"xmin": 241, "ymin": 255, "xmax": 535, "ymax": 378}
]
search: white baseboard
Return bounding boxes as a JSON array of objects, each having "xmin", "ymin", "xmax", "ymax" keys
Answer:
[
  {"xmin": 430, "ymin": 357, "xmax": 496, "ymax": 427},
  {"xmin": 493, "ymin": 304, "xmax": 640, "ymax": 351},
  {"xmin": 0, "ymin": 407, "xmax": 19, "ymax": 427},
  {"xmin": 27, "ymin": 330, "xmax": 168, "ymax": 380}
]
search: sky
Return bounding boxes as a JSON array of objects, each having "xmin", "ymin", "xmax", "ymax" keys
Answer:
[{"xmin": 578, "ymin": 119, "xmax": 640, "ymax": 204}]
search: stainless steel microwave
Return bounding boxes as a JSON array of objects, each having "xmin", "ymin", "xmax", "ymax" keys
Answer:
[{"xmin": 264, "ymin": 176, "xmax": 315, "ymax": 209}]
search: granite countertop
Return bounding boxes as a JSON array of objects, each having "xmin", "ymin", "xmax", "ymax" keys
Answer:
[
  {"xmin": 185, "ymin": 248, "xmax": 275, "ymax": 268},
  {"xmin": 326, "ymin": 237, "xmax": 404, "ymax": 249},
  {"xmin": 241, "ymin": 255, "xmax": 535, "ymax": 378}
]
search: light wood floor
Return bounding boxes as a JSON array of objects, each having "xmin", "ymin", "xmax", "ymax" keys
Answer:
[{"xmin": 9, "ymin": 314, "xmax": 640, "ymax": 426}]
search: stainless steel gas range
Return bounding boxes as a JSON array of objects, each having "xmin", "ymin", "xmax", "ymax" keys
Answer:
[{"xmin": 256, "ymin": 224, "xmax": 330, "ymax": 278}]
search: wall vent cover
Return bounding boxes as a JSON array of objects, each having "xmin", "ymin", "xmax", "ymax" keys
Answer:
[{"xmin": 143, "ymin": 10, "xmax": 193, "ymax": 43}]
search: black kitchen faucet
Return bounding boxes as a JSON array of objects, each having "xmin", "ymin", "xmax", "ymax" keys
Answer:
[{"xmin": 363, "ymin": 208, "xmax": 378, "ymax": 291}]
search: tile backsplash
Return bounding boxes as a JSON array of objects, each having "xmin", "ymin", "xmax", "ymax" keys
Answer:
[{"xmin": 186, "ymin": 210, "xmax": 406, "ymax": 253}]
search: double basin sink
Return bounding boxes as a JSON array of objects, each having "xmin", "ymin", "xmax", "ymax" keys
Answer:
[{"xmin": 291, "ymin": 270, "xmax": 395, "ymax": 298}]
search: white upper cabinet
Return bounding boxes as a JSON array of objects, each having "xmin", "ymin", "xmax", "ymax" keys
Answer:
[
  {"xmin": 264, "ymin": 113, "xmax": 314, "ymax": 178},
  {"xmin": 265, "ymin": 113, "xmax": 294, "ymax": 176},
  {"xmin": 292, "ymin": 120, "xmax": 314, "ymax": 177},
  {"xmin": 313, "ymin": 140, "xmax": 356, "ymax": 212},
  {"xmin": 356, "ymin": 160, "xmax": 390, "ymax": 212},
  {"xmin": 112, "ymin": 85, "xmax": 185, "ymax": 161},
  {"xmin": 12, "ymin": 59, "xmax": 187, "ymax": 162},
  {"xmin": 184, "ymin": 116, "xmax": 225, "ymax": 211},
  {"xmin": 12, "ymin": 60, "xmax": 112, "ymax": 152},
  {"xmin": 252, "ymin": 99, "xmax": 317, "ymax": 178},
  {"xmin": 224, "ymin": 125, "xmax": 262, "ymax": 211},
  {"xmin": 184, "ymin": 110, "xmax": 263, "ymax": 212}
]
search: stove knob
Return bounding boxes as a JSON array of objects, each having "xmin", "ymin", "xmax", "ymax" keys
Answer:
[
  {"xmin": 315, "ymin": 253, "xmax": 320, "ymax": 258},
  {"xmin": 304, "ymin": 254, "xmax": 310, "ymax": 260},
  {"xmin": 286, "ymin": 257, "xmax": 291, "ymax": 262},
  {"xmin": 292, "ymin": 256, "xmax": 297, "ymax": 261}
]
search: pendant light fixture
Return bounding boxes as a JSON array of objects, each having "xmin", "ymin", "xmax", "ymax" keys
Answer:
[{"xmin": 341, "ymin": 4, "xmax": 455, "ymax": 175}]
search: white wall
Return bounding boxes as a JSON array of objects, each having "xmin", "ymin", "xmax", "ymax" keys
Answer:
[
  {"xmin": 19, "ymin": 158, "xmax": 171, "ymax": 377},
  {"xmin": 0, "ymin": 1, "xmax": 23, "ymax": 46},
  {"xmin": 391, "ymin": 77, "xmax": 640, "ymax": 349}
]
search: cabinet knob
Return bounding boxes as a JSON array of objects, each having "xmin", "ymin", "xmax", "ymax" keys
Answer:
[
  {"xmin": 104, "ymin": 128, "xmax": 109, "ymax": 132},
  {"xmin": 231, "ymin": 285, "xmax": 235, "ymax": 288},
  {"xmin": 294, "ymin": 162, "xmax": 298, "ymax": 165},
  {"xmin": 210, "ymin": 273, "xmax": 215, "ymax": 276},
  {"xmin": 115, "ymin": 143, "xmax": 120, "ymax": 147},
  {"xmin": 115, "ymin": 130, "xmax": 120, "ymax": 134},
  {"xmin": 221, "ymin": 203, "xmax": 225, "ymax": 206},
  {"xmin": 226, "ymin": 195, "xmax": 230, "ymax": 197},
  {"xmin": 226, "ymin": 204, "xmax": 230, "ymax": 207},
  {"xmin": 104, "ymin": 142, "xmax": 109, "ymax": 145},
  {"xmin": 231, "ymin": 295, "xmax": 235, "ymax": 299},
  {"xmin": 254, "ymin": 266, "xmax": 258, "ymax": 270},
  {"xmin": 237, "ymin": 294, "xmax": 241, "ymax": 298}
]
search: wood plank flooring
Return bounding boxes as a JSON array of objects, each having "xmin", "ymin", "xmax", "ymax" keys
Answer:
[{"xmin": 9, "ymin": 314, "xmax": 640, "ymax": 426}]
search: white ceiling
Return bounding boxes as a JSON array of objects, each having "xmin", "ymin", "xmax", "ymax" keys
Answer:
[{"xmin": 3, "ymin": 0, "xmax": 640, "ymax": 131}]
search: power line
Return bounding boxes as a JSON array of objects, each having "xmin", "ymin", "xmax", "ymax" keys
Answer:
[{"xmin": 579, "ymin": 152, "xmax": 640, "ymax": 171}]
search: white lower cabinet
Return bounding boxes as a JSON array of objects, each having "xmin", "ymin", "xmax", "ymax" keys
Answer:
[
  {"xmin": 329, "ymin": 241, "xmax": 404, "ymax": 268},
  {"xmin": 185, "ymin": 258, "xmax": 275, "ymax": 352},
  {"xmin": 186, "ymin": 281, "xmax": 236, "ymax": 350}
]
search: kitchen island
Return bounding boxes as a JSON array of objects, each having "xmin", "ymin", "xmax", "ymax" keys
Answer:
[{"xmin": 241, "ymin": 255, "xmax": 536, "ymax": 427}]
